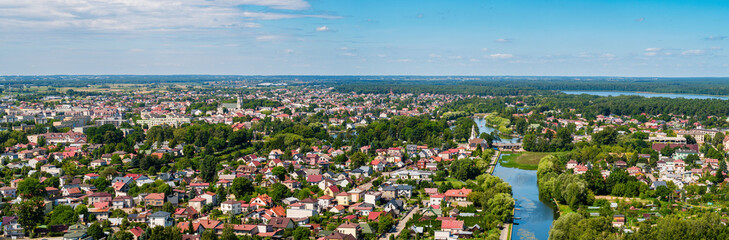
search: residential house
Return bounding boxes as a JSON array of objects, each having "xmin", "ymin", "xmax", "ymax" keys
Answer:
[
  {"xmin": 145, "ymin": 193, "xmax": 166, "ymax": 207},
  {"xmin": 148, "ymin": 211, "xmax": 174, "ymax": 227}
]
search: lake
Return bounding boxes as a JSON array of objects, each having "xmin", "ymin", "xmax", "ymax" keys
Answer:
[
  {"xmin": 563, "ymin": 91, "xmax": 729, "ymax": 100},
  {"xmin": 493, "ymin": 155, "xmax": 556, "ymax": 240}
]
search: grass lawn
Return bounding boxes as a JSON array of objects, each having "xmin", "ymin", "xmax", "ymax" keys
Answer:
[
  {"xmin": 499, "ymin": 152, "xmax": 558, "ymax": 170},
  {"xmin": 436, "ymin": 178, "xmax": 466, "ymax": 188},
  {"xmin": 557, "ymin": 203, "xmax": 574, "ymax": 214}
]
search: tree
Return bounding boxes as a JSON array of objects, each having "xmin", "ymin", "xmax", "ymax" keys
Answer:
[
  {"xmin": 269, "ymin": 183, "xmax": 291, "ymax": 202},
  {"xmin": 113, "ymin": 231, "xmax": 134, "ymax": 240},
  {"xmin": 272, "ymin": 166, "xmax": 287, "ymax": 180},
  {"xmin": 221, "ymin": 225, "xmax": 237, "ymax": 240},
  {"xmin": 87, "ymin": 223, "xmax": 105, "ymax": 240},
  {"xmin": 292, "ymin": 227, "xmax": 311, "ymax": 240},
  {"xmin": 200, "ymin": 156, "xmax": 218, "ymax": 182},
  {"xmin": 449, "ymin": 159, "xmax": 480, "ymax": 181},
  {"xmin": 17, "ymin": 178, "xmax": 46, "ymax": 198},
  {"xmin": 100, "ymin": 166, "xmax": 117, "ymax": 179},
  {"xmin": 50, "ymin": 205, "xmax": 78, "ymax": 225},
  {"xmin": 378, "ymin": 214, "xmax": 395, "ymax": 235},
  {"xmin": 183, "ymin": 145, "xmax": 195, "ymax": 157},
  {"xmin": 488, "ymin": 193, "xmax": 515, "ymax": 223},
  {"xmin": 201, "ymin": 229, "xmax": 218, "ymax": 240},
  {"xmin": 231, "ymin": 177, "xmax": 254, "ymax": 199},
  {"xmin": 592, "ymin": 128, "xmax": 617, "ymax": 145},
  {"xmin": 349, "ymin": 152, "xmax": 368, "ymax": 169},
  {"xmin": 13, "ymin": 198, "xmax": 45, "ymax": 235},
  {"xmin": 76, "ymin": 204, "xmax": 89, "ymax": 222},
  {"xmin": 163, "ymin": 202, "xmax": 175, "ymax": 213}
]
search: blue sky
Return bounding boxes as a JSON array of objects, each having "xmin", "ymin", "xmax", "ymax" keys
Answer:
[{"xmin": 0, "ymin": 0, "xmax": 727, "ymax": 76}]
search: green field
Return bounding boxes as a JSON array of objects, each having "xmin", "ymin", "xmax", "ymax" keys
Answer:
[
  {"xmin": 500, "ymin": 152, "xmax": 560, "ymax": 170},
  {"xmin": 435, "ymin": 177, "xmax": 466, "ymax": 188}
]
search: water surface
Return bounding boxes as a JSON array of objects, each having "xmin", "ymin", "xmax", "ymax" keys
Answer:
[
  {"xmin": 563, "ymin": 91, "xmax": 729, "ymax": 100},
  {"xmin": 492, "ymin": 155, "xmax": 555, "ymax": 240}
]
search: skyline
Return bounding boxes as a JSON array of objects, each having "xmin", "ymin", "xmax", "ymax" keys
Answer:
[{"xmin": 1, "ymin": 0, "xmax": 728, "ymax": 77}]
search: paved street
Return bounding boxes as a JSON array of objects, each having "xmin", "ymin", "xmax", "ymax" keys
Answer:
[{"xmin": 381, "ymin": 206, "xmax": 419, "ymax": 240}]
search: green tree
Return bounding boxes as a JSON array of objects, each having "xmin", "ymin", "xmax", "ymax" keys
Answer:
[
  {"xmin": 13, "ymin": 198, "xmax": 46, "ymax": 235},
  {"xmin": 49, "ymin": 205, "xmax": 78, "ymax": 225},
  {"xmin": 231, "ymin": 177, "xmax": 254, "ymax": 199},
  {"xmin": 201, "ymin": 229, "xmax": 218, "ymax": 240},
  {"xmin": 269, "ymin": 183, "xmax": 291, "ymax": 202},
  {"xmin": 200, "ymin": 156, "xmax": 218, "ymax": 182},
  {"xmin": 113, "ymin": 231, "xmax": 134, "ymax": 240},
  {"xmin": 272, "ymin": 166, "xmax": 287, "ymax": 180},
  {"xmin": 183, "ymin": 145, "xmax": 195, "ymax": 157},
  {"xmin": 17, "ymin": 178, "xmax": 46, "ymax": 198},
  {"xmin": 349, "ymin": 152, "xmax": 368, "ymax": 169},
  {"xmin": 87, "ymin": 223, "xmax": 105, "ymax": 240},
  {"xmin": 221, "ymin": 225, "xmax": 237, "ymax": 240},
  {"xmin": 292, "ymin": 227, "xmax": 311, "ymax": 240},
  {"xmin": 378, "ymin": 214, "xmax": 395, "ymax": 235},
  {"xmin": 487, "ymin": 193, "xmax": 515, "ymax": 222}
]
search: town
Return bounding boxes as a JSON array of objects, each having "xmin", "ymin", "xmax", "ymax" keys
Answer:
[{"xmin": 1, "ymin": 79, "xmax": 729, "ymax": 240}]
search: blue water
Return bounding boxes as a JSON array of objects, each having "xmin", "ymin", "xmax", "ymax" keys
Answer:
[
  {"xmin": 473, "ymin": 118, "xmax": 520, "ymax": 144},
  {"xmin": 492, "ymin": 156, "xmax": 555, "ymax": 240},
  {"xmin": 563, "ymin": 91, "xmax": 729, "ymax": 100}
]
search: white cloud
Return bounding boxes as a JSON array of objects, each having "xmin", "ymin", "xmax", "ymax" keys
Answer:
[
  {"xmin": 644, "ymin": 48, "xmax": 665, "ymax": 56},
  {"xmin": 704, "ymin": 36, "xmax": 727, "ymax": 41},
  {"xmin": 284, "ymin": 49, "xmax": 294, "ymax": 54},
  {"xmin": 256, "ymin": 35, "xmax": 279, "ymax": 41},
  {"xmin": 488, "ymin": 53, "xmax": 513, "ymax": 59},
  {"xmin": 236, "ymin": 0, "xmax": 311, "ymax": 10},
  {"xmin": 316, "ymin": 26, "xmax": 331, "ymax": 32},
  {"xmin": 0, "ymin": 0, "xmax": 332, "ymax": 31},
  {"xmin": 396, "ymin": 59, "xmax": 412, "ymax": 62},
  {"xmin": 428, "ymin": 53, "xmax": 441, "ymax": 58},
  {"xmin": 682, "ymin": 49, "xmax": 705, "ymax": 56},
  {"xmin": 242, "ymin": 11, "xmax": 340, "ymax": 20},
  {"xmin": 342, "ymin": 52, "xmax": 357, "ymax": 57},
  {"xmin": 481, "ymin": 48, "xmax": 489, "ymax": 52},
  {"xmin": 494, "ymin": 38, "xmax": 512, "ymax": 43}
]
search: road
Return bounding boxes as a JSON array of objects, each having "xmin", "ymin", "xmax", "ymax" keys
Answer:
[
  {"xmin": 381, "ymin": 206, "xmax": 419, "ymax": 240},
  {"xmin": 485, "ymin": 151, "xmax": 501, "ymax": 174},
  {"xmin": 500, "ymin": 223, "xmax": 512, "ymax": 240}
]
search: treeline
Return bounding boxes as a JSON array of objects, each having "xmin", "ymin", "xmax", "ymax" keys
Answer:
[
  {"xmin": 332, "ymin": 80, "xmax": 556, "ymax": 96},
  {"xmin": 237, "ymin": 99, "xmax": 282, "ymax": 109},
  {"xmin": 351, "ymin": 116, "xmax": 471, "ymax": 150},
  {"xmin": 330, "ymin": 77, "xmax": 729, "ymax": 96},
  {"xmin": 540, "ymin": 94, "xmax": 729, "ymax": 119},
  {"xmin": 551, "ymin": 211, "xmax": 729, "ymax": 240}
]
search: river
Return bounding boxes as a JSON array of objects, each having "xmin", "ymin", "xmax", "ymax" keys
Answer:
[
  {"xmin": 493, "ymin": 155, "xmax": 555, "ymax": 240},
  {"xmin": 474, "ymin": 118, "xmax": 554, "ymax": 240},
  {"xmin": 473, "ymin": 118, "xmax": 520, "ymax": 144},
  {"xmin": 563, "ymin": 90, "xmax": 729, "ymax": 100}
]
